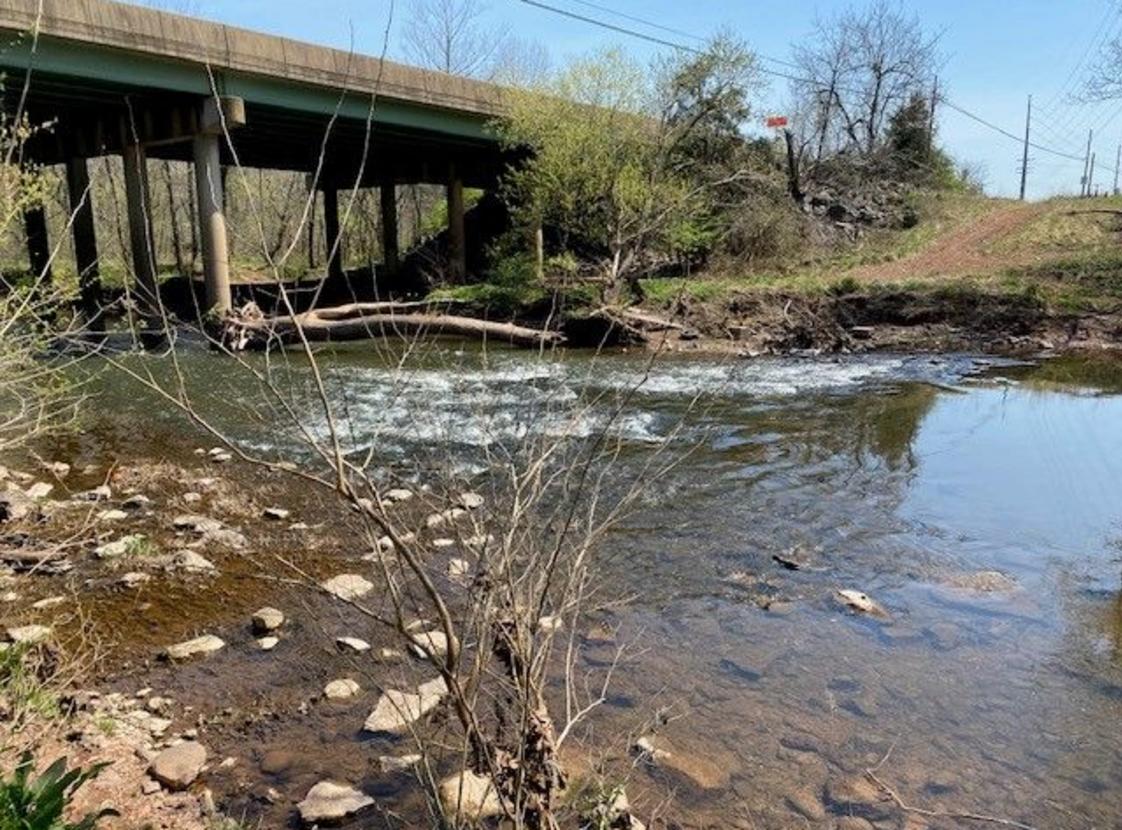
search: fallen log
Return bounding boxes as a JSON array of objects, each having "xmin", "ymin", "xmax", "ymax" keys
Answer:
[{"xmin": 228, "ymin": 306, "xmax": 564, "ymax": 350}]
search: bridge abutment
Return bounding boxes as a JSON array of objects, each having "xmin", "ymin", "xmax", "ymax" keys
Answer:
[{"xmin": 193, "ymin": 132, "xmax": 232, "ymax": 315}]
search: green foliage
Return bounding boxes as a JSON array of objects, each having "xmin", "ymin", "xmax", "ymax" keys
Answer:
[
  {"xmin": 0, "ymin": 752, "xmax": 116, "ymax": 830},
  {"xmin": 495, "ymin": 43, "xmax": 757, "ymax": 295},
  {"xmin": 0, "ymin": 645, "xmax": 61, "ymax": 729}
]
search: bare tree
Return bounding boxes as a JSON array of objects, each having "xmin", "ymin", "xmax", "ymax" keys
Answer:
[
  {"xmin": 403, "ymin": 0, "xmax": 509, "ymax": 77},
  {"xmin": 792, "ymin": 1, "xmax": 939, "ymax": 157}
]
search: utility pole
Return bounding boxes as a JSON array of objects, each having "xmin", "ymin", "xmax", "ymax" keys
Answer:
[
  {"xmin": 1082, "ymin": 129, "xmax": 1094, "ymax": 196},
  {"xmin": 1089, "ymin": 151, "xmax": 1097, "ymax": 197},
  {"xmin": 1019, "ymin": 95, "xmax": 1031, "ymax": 201},
  {"xmin": 1114, "ymin": 143, "xmax": 1121, "ymax": 195}
]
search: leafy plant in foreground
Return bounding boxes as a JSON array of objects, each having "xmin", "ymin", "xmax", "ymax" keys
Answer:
[{"xmin": 0, "ymin": 752, "xmax": 117, "ymax": 830}]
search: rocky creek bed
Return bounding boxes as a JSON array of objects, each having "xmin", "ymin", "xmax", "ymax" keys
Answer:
[{"xmin": 2, "ymin": 347, "xmax": 1122, "ymax": 829}]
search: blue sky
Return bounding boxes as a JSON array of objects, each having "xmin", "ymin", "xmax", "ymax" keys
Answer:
[{"xmin": 142, "ymin": 0, "xmax": 1122, "ymax": 199}]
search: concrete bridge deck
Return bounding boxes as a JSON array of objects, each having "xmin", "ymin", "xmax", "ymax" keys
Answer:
[{"xmin": 0, "ymin": 0, "xmax": 512, "ymax": 313}]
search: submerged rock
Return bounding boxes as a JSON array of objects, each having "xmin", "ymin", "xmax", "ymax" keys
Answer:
[
  {"xmin": 297, "ymin": 781, "xmax": 374, "ymax": 825},
  {"xmin": 632, "ymin": 734, "xmax": 730, "ymax": 789},
  {"xmin": 163, "ymin": 635, "xmax": 225, "ymax": 660},
  {"xmin": 150, "ymin": 742, "xmax": 207, "ymax": 790},
  {"xmin": 322, "ymin": 574, "xmax": 374, "ymax": 601},
  {"xmin": 944, "ymin": 570, "xmax": 1018, "ymax": 593},
  {"xmin": 439, "ymin": 770, "xmax": 503, "ymax": 821},
  {"xmin": 835, "ymin": 589, "xmax": 890, "ymax": 620},
  {"xmin": 363, "ymin": 677, "xmax": 447, "ymax": 733}
]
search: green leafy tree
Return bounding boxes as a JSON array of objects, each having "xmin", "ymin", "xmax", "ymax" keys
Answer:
[{"xmin": 496, "ymin": 41, "xmax": 759, "ymax": 300}]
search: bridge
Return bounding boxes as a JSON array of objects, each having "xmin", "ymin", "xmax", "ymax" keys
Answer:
[{"xmin": 0, "ymin": 0, "xmax": 509, "ymax": 314}]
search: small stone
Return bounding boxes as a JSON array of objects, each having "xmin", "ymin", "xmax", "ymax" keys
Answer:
[
  {"xmin": 97, "ymin": 509, "xmax": 129, "ymax": 522},
  {"xmin": 202, "ymin": 528, "xmax": 246, "ymax": 549},
  {"xmin": 786, "ymin": 786, "xmax": 826, "ymax": 821},
  {"xmin": 537, "ymin": 616, "xmax": 562, "ymax": 633},
  {"xmin": 826, "ymin": 776, "xmax": 890, "ymax": 817},
  {"xmin": 182, "ymin": 492, "xmax": 202, "ymax": 504},
  {"xmin": 257, "ymin": 636, "xmax": 279, "ymax": 651},
  {"xmin": 439, "ymin": 770, "xmax": 503, "ymax": 821},
  {"xmin": 364, "ymin": 678, "xmax": 447, "ymax": 733},
  {"xmin": 322, "ymin": 574, "xmax": 374, "ymax": 601},
  {"xmin": 379, "ymin": 754, "xmax": 421, "ymax": 773},
  {"xmin": 147, "ymin": 696, "xmax": 173, "ymax": 714},
  {"xmin": 45, "ymin": 462, "xmax": 71, "ymax": 477},
  {"xmin": 324, "ymin": 679, "xmax": 361, "ymax": 699},
  {"xmin": 376, "ymin": 647, "xmax": 405, "ymax": 662},
  {"xmin": 262, "ymin": 507, "xmax": 290, "ymax": 521},
  {"xmin": 385, "ymin": 488, "xmax": 413, "ymax": 503},
  {"xmin": 289, "ymin": 522, "xmax": 309, "ymax": 531},
  {"xmin": 410, "ymin": 629, "xmax": 454, "ymax": 660},
  {"xmin": 172, "ymin": 515, "xmax": 223, "ymax": 534},
  {"xmin": 835, "ymin": 589, "xmax": 890, "ymax": 620},
  {"xmin": 119, "ymin": 572, "xmax": 151, "ymax": 588},
  {"xmin": 219, "ymin": 757, "xmax": 237, "ymax": 769},
  {"xmin": 141, "ymin": 778, "xmax": 161, "ymax": 795},
  {"xmin": 150, "ymin": 742, "xmax": 207, "ymax": 791},
  {"xmin": 375, "ymin": 535, "xmax": 395, "ymax": 552},
  {"xmin": 26, "ymin": 482, "xmax": 53, "ymax": 500},
  {"xmin": 336, "ymin": 636, "xmax": 370, "ymax": 653},
  {"xmin": 297, "ymin": 781, "xmax": 374, "ymax": 825},
  {"xmin": 5, "ymin": 624, "xmax": 51, "ymax": 644},
  {"xmin": 425, "ymin": 512, "xmax": 447, "ymax": 529},
  {"xmin": 95, "ymin": 534, "xmax": 147, "ymax": 559},
  {"xmin": 251, "ymin": 607, "xmax": 285, "ymax": 634},
  {"xmin": 1, "ymin": 592, "xmax": 18, "ymax": 603},
  {"xmin": 448, "ymin": 558, "xmax": 472, "ymax": 579},
  {"xmin": 170, "ymin": 550, "xmax": 216, "ymax": 573},
  {"xmin": 123, "ymin": 493, "xmax": 151, "ymax": 509},
  {"xmin": 458, "ymin": 492, "xmax": 485, "ymax": 510},
  {"xmin": 163, "ymin": 635, "xmax": 225, "ymax": 661},
  {"xmin": 73, "ymin": 485, "xmax": 111, "ymax": 502},
  {"xmin": 31, "ymin": 595, "xmax": 65, "ymax": 610},
  {"xmin": 432, "ymin": 538, "xmax": 455, "ymax": 549}
]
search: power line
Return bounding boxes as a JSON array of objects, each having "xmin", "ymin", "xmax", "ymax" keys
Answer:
[
  {"xmin": 518, "ymin": 0, "xmax": 1120, "ymax": 177},
  {"xmin": 559, "ymin": 0, "xmax": 706, "ymax": 43}
]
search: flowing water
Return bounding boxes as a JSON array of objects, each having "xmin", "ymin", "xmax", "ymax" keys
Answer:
[{"xmin": 66, "ymin": 346, "xmax": 1122, "ymax": 828}]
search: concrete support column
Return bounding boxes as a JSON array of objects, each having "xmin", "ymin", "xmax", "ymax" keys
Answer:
[
  {"xmin": 193, "ymin": 132, "xmax": 232, "ymax": 315},
  {"xmin": 122, "ymin": 143, "xmax": 158, "ymax": 302},
  {"xmin": 23, "ymin": 203, "xmax": 52, "ymax": 290},
  {"xmin": 380, "ymin": 182, "xmax": 399, "ymax": 274},
  {"xmin": 65, "ymin": 157, "xmax": 101, "ymax": 317},
  {"xmin": 323, "ymin": 187, "xmax": 344, "ymax": 281},
  {"xmin": 446, "ymin": 165, "xmax": 466, "ymax": 282}
]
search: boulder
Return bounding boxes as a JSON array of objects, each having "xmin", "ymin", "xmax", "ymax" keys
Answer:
[
  {"xmin": 251, "ymin": 607, "xmax": 285, "ymax": 634},
  {"xmin": 363, "ymin": 677, "xmax": 447, "ymax": 733},
  {"xmin": 163, "ymin": 635, "xmax": 225, "ymax": 660},
  {"xmin": 322, "ymin": 574, "xmax": 374, "ymax": 601},
  {"xmin": 324, "ymin": 678, "xmax": 361, "ymax": 699},
  {"xmin": 297, "ymin": 781, "xmax": 374, "ymax": 825},
  {"xmin": 439, "ymin": 770, "xmax": 503, "ymax": 822},
  {"xmin": 150, "ymin": 742, "xmax": 207, "ymax": 790}
]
